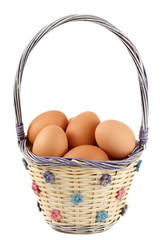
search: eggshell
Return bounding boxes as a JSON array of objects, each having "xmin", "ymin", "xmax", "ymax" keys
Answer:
[
  {"xmin": 32, "ymin": 125, "xmax": 68, "ymax": 157},
  {"xmin": 64, "ymin": 145, "xmax": 109, "ymax": 161},
  {"xmin": 66, "ymin": 111, "xmax": 100, "ymax": 149},
  {"xmin": 27, "ymin": 110, "xmax": 68, "ymax": 144},
  {"xmin": 68, "ymin": 117, "xmax": 74, "ymax": 124},
  {"xmin": 95, "ymin": 120, "xmax": 136, "ymax": 159}
]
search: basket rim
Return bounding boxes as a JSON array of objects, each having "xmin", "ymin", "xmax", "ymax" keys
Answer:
[{"xmin": 21, "ymin": 137, "xmax": 142, "ymax": 171}]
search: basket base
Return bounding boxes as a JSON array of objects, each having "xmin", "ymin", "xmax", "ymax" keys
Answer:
[{"xmin": 46, "ymin": 220, "xmax": 118, "ymax": 234}]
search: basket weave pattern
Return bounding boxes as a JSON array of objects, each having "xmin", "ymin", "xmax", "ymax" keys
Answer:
[
  {"xmin": 14, "ymin": 15, "xmax": 149, "ymax": 234},
  {"xmin": 26, "ymin": 157, "xmax": 139, "ymax": 233}
]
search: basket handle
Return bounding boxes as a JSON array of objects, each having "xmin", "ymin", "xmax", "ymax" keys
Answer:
[{"xmin": 14, "ymin": 14, "xmax": 149, "ymax": 147}]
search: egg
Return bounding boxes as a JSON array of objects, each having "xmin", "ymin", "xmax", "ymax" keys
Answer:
[
  {"xmin": 27, "ymin": 110, "xmax": 68, "ymax": 144},
  {"xmin": 66, "ymin": 111, "xmax": 100, "ymax": 149},
  {"xmin": 64, "ymin": 145, "xmax": 109, "ymax": 161},
  {"xmin": 68, "ymin": 117, "xmax": 74, "ymax": 124},
  {"xmin": 95, "ymin": 120, "xmax": 136, "ymax": 159},
  {"xmin": 32, "ymin": 125, "xmax": 68, "ymax": 157}
]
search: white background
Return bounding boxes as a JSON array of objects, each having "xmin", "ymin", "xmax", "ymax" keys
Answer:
[{"xmin": 0, "ymin": 0, "xmax": 167, "ymax": 239}]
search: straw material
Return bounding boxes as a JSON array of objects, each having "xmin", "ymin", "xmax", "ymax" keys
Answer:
[
  {"xmin": 25, "ymin": 156, "xmax": 139, "ymax": 233},
  {"xmin": 13, "ymin": 15, "xmax": 148, "ymax": 234}
]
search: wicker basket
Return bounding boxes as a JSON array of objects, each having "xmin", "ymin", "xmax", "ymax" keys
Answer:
[{"xmin": 14, "ymin": 15, "xmax": 149, "ymax": 234}]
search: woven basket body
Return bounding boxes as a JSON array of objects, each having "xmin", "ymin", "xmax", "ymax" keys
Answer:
[
  {"xmin": 25, "ymin": 156, "xmax": 139, "ymax": 233},
  {"xmin": 14, "ymin": 15, "xmax": 149, "ymax": 234}
]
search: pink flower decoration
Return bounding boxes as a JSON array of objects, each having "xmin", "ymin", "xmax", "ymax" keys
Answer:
[
  {"xmin": 116, "ymin": 188, "xmax": 126, "ymax": 201},
  {"xmin": 32, "ymin": 182, "xmax": 40, "ymax": 195},
  {"xmin": 51, "ymin": 210, "xmax": 62, "ymax": 222}
]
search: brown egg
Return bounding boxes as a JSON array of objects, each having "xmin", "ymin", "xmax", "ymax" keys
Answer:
[
  {"xmin": 27, "ymin": 110, "xmax": 68, "ymax": 144},
  {"xmin": 95, "ymin": 120, "xmax": 136, "ymax": 159},
  {"xmin": 66, "ymin": 111, "xmax": 100, "ymax": 149},
  {"xmin": 68, "ymin": 117, "xmax": 74, "ymax": 124},
  {"xmin": 64, "ymin": 145, "xmax": 109, "ymax": 161},
  {"xmin": 32, "ymin": 125, "xmax": 68, "ymax": 157}
]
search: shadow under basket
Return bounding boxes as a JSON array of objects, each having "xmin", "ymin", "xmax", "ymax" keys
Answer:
[{"xmin": 14, "ymin": 15, "xmax": 148, "ymax": 234}]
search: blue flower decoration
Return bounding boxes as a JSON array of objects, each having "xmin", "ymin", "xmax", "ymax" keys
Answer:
[
  {"xmin": 136, "ymin": 160, "xmax": 142, "ymax": 172},
  {"xmin": 100, "ymin": 174, "xmax": 111, "ymax": 187},
  {"xmin": 43, "ymin": 171, "xmax": 55, "ymax": 184},
  {"xmin": 71, "ymin": 193, "xmax": 83, "ymax": 206},
  {"xmin": 22, "ymin": 158, "xmax": 28, "ymax": 170},
  {"xmin": 37, "ymin": 201, "xmax": 41, "ymax": 212},
  {"xmin": 96, "ymin": 210, "xmax": 109, "ymax": 222},
  {"xmin": 121, "ymin": 204, "xmax": 128, "ymax": 216}
]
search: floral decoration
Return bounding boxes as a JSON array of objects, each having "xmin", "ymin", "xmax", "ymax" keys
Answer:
[
  {"xmin": 116, "ymin": 188, "xmax": 126, "ymax": 201},
  {"xmin": 43, "ymin": 171, "xmax": 55, "ymax": 184},
  {"xmin": 71, "ymin": 193, "xmax": 83, "ymax": 206},
  {"xmin": 32, "ymin": 182, "xmax": 40, "ymax": 195},
  {"xmin": 96, "ymin": 210, "xmax": 109, "ymax": 222},
  {"xmin": 136, "ymin": 160, "xmax": 142, "ymax": 172},
  {"xmin": 51, "ymin": 210, "xmax": 61, "ymax": 222},
  {"xmin": 100, "ymin": 174, "xmax": 112, "ymax": 187},
  {"xmin": 22, "ymin": 158, "xmax": 28, "ymax": 170},
  {"xmin": 121, "ymin": 204, "xmax": 128, "ymax": 216}
]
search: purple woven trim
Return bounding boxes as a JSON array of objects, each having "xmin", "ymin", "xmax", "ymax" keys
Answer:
[
  {"xmin": 139, "ymin": 128, "xmax": 148, "ymax": 145},
  {"xmin": 20, "ymin": 138, "xmax": 143, "ymax": 170},
  {"xmin": 16, "ymin": 123, "xmax": 25, "ymax": 140}
]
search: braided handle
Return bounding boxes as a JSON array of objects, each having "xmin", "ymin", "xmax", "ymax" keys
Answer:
[{"xmin": 14, "ymin": 14, "xmax": 149, "ymax": 147}]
